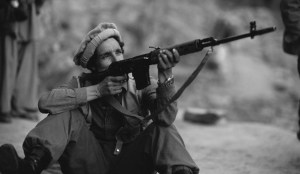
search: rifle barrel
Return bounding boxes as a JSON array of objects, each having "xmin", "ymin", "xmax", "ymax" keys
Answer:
[
  {"xmin": 211, "ymin": 26, "xmax": 276, "ymax": 46},
  {"xmin": 82, "ymin": 23, "xmax": 277, "ymax": 87}
]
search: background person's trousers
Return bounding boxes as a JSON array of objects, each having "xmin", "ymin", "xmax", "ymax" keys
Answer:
[
  {"xmin": 12, "ymin": 41, "xmax": 39, "ymax": 117},
  {"xmin": 0, "ymin": 36, "xmax": 39, "ymax": 118},
  {"xmin": 0, "ymin": 34, "xmax": 17, "ymax": 115},
  {"xmin": 298, "ymin": 55, "xmax": 300, "ymax": 138},
  {"xmin": 23, "ymin": 109, "xmax": 199, "ymax": 174}
]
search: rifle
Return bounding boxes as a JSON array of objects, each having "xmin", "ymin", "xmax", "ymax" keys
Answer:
[{"xmin": 82, "ymin": 21, "xmax": 276, "ymax": 90}]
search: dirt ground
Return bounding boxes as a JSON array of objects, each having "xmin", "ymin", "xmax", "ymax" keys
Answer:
[{"xmin": 0, "ymin": 111, "xmax": 300, "ymax": 174}]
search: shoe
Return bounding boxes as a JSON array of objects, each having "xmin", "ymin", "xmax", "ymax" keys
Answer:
[
  {"xmin": 0, "ymin": 144, "xmax": 21, "ymax": 173},
  {"xmin": 0, "ymin": 144, "xmax": 52, "ymax": 174}
]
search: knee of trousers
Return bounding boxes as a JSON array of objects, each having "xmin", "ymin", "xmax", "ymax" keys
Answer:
[
  {"xmin": 23, "ymin": 109, "xmax": 87, "ymax": 161},
  {"xmin": 144, "ymin": 124, "xmax": 200, "ymax": 174},
  {"xmin": 144, "ymin": 123, "xmax": 186, "ymax": 148}
]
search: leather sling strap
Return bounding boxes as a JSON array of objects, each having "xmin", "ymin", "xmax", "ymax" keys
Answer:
[
  {"xmin": 103, "ymin": 96, "xmax": 144, "ymax": 121},
  {"xmin": 142, "ymin": 49, "xmax": 212, "ymax": 123}
]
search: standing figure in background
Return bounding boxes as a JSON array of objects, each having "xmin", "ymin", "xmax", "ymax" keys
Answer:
[
  {"xmin": 280, "ymin": 0, "xmax": 300, "ymax": 139},
  {"xmin": 0, "ymin": 0, "xmax": 28, "ymax": 122},
  {"xmin": 0, "ymin": 0, "xmax": 45, "ymax": 123}
]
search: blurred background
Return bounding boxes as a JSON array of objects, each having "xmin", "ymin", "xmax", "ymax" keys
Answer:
[{"xmin": 36, "ymin": 0, "xmax": 299, "ymax": 132}]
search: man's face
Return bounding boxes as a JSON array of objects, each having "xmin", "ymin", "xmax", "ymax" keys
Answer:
[{"xmin": 94, "ymin": 38, "xmax": 124, "ymax": 72}]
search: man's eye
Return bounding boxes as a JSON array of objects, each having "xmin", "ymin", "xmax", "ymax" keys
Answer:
[
  {"xmin": 99, "ymin": 54, "xmax": 110, "ymax": 60},
  {"xmin": 115, "ymin": 50, "xmax": 122, "ymax": 55}
]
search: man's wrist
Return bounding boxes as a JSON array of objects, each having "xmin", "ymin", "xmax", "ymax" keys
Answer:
[
  {"xmin": 158, "ymin": 68, "xmax": 172, "ymax": 82},
  {"xmin": 158, "ymin": 75, "xmax": 174, "ymax": 88},
  {"xmin": 86, "ymin": 85, "xmax": 102, "ymax": 101}
]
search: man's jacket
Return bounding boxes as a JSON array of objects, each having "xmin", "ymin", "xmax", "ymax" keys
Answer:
[{"xmin": 280, "ymin": 0, "xmax": 300, "ymax": 55}]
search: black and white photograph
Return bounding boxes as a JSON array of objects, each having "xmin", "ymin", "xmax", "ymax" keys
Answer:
[{"xmin": 0, "ymin": 0, "xmax": 299, "ymax": 174}]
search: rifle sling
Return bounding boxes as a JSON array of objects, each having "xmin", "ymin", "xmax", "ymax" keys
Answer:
[
  {"xmin": 105, "ymin": 49, "xmax": 212, "ymax": 126},
  {"xmin": 104, "ymin": 96, "xmax": 144, "ymax": 121},
  {"xmin": 142, "ymin": 49, "xmax": 212, "ymax": 123}
]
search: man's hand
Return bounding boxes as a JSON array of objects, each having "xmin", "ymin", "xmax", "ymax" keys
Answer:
[
  {"xmin": 157, "ymin": 49, "xmax": 180, "ymax": 83},
  {"xmin": 97, "ymin": 75, "xmax": 127, "ymax": 96},
  {"xmin": 86, "ymin": 75, "xmax": 127, "ymax": 101}
]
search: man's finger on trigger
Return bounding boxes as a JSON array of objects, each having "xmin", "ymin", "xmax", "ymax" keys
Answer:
[{"xmin": 114, "ymin": 85, "xmax": 122, "ymax": 90}]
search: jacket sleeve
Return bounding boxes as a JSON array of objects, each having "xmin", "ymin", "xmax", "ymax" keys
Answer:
[
  {"xmin": 280, "ymin": 0, "xmax": 300, "ymax": 35},
  {"xmin": 38, "ymin": 77, "xmax": 88, "ymax": 114},
  {"xmin": 142, "ymin": 77, "xmax": 178, "ymax": 126}
]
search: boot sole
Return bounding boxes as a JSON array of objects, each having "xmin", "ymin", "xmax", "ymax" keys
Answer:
[{"xmin": 0, "ymin": 144, "xmax": 19, "ymax": 174}]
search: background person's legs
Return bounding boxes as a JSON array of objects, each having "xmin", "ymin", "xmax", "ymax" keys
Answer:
[
  {"xmin": 297, "ymin": 55, "xmax": 300, "ymax": 140},
  {"xmin": 12, "ymin": 41, "xmax": 39, "ymax": 120},
  {"xmin": 0, "ymin": 34, "xmax": 18, "ymax": 122}
]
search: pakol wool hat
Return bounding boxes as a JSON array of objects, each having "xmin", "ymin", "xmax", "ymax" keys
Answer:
[{"xmin": 73, "ymin": 23, "xmax": 122, "ymax": 68}]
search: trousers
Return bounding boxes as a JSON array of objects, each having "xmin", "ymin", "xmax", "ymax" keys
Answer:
[
  {"xmin": 12, "ymin": 41, "xmax": 39, "ymax": 117},
  {"xmin": 23, "ymin": 109, "xmax": 199, "ymax": 174},
  {"xmin": 0, "ymin": 33, "xmax": 17, "ymax": 115},
  {"xmin": 298, "ymin": 55, "xmax": 300, "ymax": 139},
  {"xmin": 0, "ymin": 35, "xmax": 39, "ymax": 118}
]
